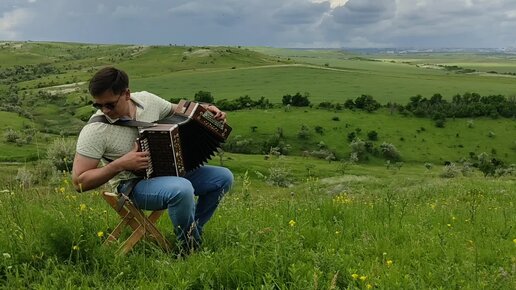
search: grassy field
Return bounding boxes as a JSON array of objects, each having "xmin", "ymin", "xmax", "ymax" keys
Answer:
[
  {"xmin": 0, "ymin": 155, "xmax": 514, "ymax": 289},
  {"xmin": 1, "ymin": 42, "xmax": 515, "ymax": 288},
  {"xmin": 227, "ymin": 107, "xmax": 516, "ymax": 164},
  {"xmin": 1, "ymin": 42, "xmax": 516, "ymax": 164}
]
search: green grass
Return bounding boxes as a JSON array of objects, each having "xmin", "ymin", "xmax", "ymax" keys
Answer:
[
  {"xmin": 227, "ymin": 107, "xmax": 516, "ymax": 164},
  {"xmin": 1, "ymin": 41, "xmax": 515, "ymax": 289},
  {"xmin": 1, "ymin": 41, "xmax": 516, "ymax": 165},
  {"xmin": 0, "ymin": 155, "xmax": 514, "ymax": 289}
]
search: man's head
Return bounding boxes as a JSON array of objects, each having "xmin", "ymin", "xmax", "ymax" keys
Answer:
[
  {"xmin": 89, "ymin": 67, "xmax": 129, "ymax": 97},
  {"xmin": 89, "ymin": 67, "xmax": 131, "ymax": 118}
]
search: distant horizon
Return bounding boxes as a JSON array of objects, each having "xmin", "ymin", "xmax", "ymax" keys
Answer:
[{"xmin": 2, "ymin": 40, "xmax": 516, "ymax": 53}]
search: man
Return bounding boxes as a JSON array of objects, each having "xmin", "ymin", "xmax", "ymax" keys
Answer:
[{"xmin": 72, "ymin": 67, "xmax": 233, "ymax": 252}]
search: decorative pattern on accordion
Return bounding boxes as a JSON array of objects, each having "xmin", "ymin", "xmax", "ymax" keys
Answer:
[{"xmin": 137, "ymin": 100, "xmax": 232, "ymax": 178}]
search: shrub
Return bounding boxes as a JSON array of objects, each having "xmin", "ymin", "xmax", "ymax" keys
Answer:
[
  {"xmin": 15, "ymin": 167, "xmax": 33, "ymax": 189},
  {"xmin": 347, "ymin": 132, "xmax": 356, "ymax": 142},
  {"xmin": 314, "ymin": 126, "xmax": 324, "ymax": 135},
  {"xmin": 267, "ymin": 162, "xmax": 294, "ymax": 187},
  {"xmin": 379, "ymin": 142, "xmax": 401, "ymax": 161},
  {"xmin": 3, "ymin": 128, "xmax": 21, "ymax": 143},
  {"xmin": 46, "ymin": 138, "xmax": 77, "ymax": 172},
  {"xmin": 194, "ymin": 90, "xmax": 214, "ymax": 103},
  {"xmin": 349, "ymin": 138, "xmax": 366, "ymax": 159},
  {"xmin": 435, "ymin": 118, "xmax": 446, "ymax": 128},
  {"xmin": 367, "ymin": 130, "xmax": 378, "ymax": 141},
  {"xmin": 297, "ymin": 125, "xmax": 310, "ymax": 139},
  {"xmin": 440, "ymin": 163, "xmax": 461, "ymax": 178}
]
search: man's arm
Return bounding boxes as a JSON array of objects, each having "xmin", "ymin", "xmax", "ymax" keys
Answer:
[{"xmin": 72, "ymin": 143, "xmax": 149, "ymax": 192}]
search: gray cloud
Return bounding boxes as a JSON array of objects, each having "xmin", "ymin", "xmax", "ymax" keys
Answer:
[
  {"xmin": 272, "ymin": 1, "xmax": 330, "ymax": 25},
  {"xmin": 331, "ymin": 0, "xmax": 396, "ymax": 25},
  {"xmin": 0, "ymin": 0, "xmax": 515, "ymax": 48}
]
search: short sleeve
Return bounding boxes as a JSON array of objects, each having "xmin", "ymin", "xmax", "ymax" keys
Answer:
[
  {"xmin": 148, "ymin": 91, "xmax": 173, "ymax": 119},
  {"xmin": 76, "ymin": 123, "xmax": 106, "ymax": 159}
]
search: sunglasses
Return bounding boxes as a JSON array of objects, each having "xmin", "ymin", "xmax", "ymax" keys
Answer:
[{"xmin": 92, "ymin": 93, "xmax": 123, "ymax": 110}]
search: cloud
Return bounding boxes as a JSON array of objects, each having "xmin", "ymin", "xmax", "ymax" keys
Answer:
[
  {"xmin": 272, "ymin": 1, "xmax": 330, "ymax": 25},
  {"xmin": 331, "ymin": 0, "xmax": 396, "ymax": 25},
  {"xmin": 0, "ymin": 8, "xmax": 32, "ymax": 39},
  {"xmin": 0, "ymin": 0, "xmax": 516, "ymax": 48}
]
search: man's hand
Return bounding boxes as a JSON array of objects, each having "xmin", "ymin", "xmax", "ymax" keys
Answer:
[
  {"xmin": 206, "ymin": 105, "xmax": 227, "ymax": 122},
  {"xmin": 115, "ymin": 142, "xmax": 150, "ymax": 171},
  {"xmin": 72, "ymin": 142, "xmax": 148, "ymax": 192}
]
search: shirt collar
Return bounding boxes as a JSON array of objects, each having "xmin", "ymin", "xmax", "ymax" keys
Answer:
[{"xmin": 99, "ymin": 94, "xmax": 144, "ymax": 123}]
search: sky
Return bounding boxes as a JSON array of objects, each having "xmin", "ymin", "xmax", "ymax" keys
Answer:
[{"xmin": 1, "ymin": 0, "xmax": 516, "ymax": 48}]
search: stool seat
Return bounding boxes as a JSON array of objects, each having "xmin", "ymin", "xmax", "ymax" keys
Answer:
[{"xmin": 102, "ymin": 191, "xmax": 171, "ymax": 254}]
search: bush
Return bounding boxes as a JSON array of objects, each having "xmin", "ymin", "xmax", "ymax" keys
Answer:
[
  {"xmin": 3, "ymin": 128, "xmax": 21, "ymax": 143},
  {"xmin": 435, "ymin": 118, "xmax": 446, "ymax": 128},
  {"xmin": 297, "ymin": 125, "xmax": 310, "ymax": 139},
  {"xmin": 349, "ymin": 138, "xmax": 366, "ymax": 160},
  {"xmin": 194, "ymin": 90, "xmax": 214, "ymax": 103},
  {"xmin": 379, "ymin": 142, "xmax": 401, "ymax": 161},
  {"xmin": 367, "ymin": 130, "xmax": 378, "ymax": 141},
  {"xmin": 267, "ymin": 162, "xmax": 294, "ymax": 187},
  {"xmin": 440, "ymin": 163, "xmax": 461, "ymax": 178},
  {"xmin": 46, "ymin": 138, "xmax": 77, "ymax": 172}
]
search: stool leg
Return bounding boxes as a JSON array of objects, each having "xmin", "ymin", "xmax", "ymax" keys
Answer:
[{"xmin": 102, "ymin": 192, "xmax": 171, "ymax": 254}]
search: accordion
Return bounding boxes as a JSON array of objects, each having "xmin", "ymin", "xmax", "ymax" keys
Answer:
[{"xmin": 137, "ymin": 100, "xmax": 232, "ymax": 178}]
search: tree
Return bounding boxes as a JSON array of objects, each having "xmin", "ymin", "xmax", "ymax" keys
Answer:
[
  {"xmin": 194, "ymin": 90, "xmax": 214, "ymax": 103},
  {"xmin": 354, "ymin": 95, "xmax": 381, "ymax": 112},
  {"xmin": 367, "ymin": 130, "xmax": 378, "ymax": 141},
  {"xmin": 380, "ymin": 142, "xmax": 401, "ymax": 161}
]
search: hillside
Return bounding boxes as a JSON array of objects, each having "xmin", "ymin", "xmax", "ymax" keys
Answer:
[{"xmin": 0, "ymin": 41, "xmax": 515, "ymax": 165}]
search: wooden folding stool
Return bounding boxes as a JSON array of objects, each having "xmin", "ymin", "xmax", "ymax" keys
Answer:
[{"xmin": 102, "ymin": 191, "xmax": 171, "ymax": 255}]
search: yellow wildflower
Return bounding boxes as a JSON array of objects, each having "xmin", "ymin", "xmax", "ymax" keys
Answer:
[
  {"xmin": 386, "ymin": 260, "xmax": 393, "ymax": 267},
  {"xmin": 513, "ymin": 238, "xmax": 516, "ymax": 245},
  {"xmin": 59, "ymin": 187, "xmax": 65, "ymax": 193},
  {"xmin": 359, "ymin": 275, "xmax": 367, "ymax": 281},
  {"xmin": 366, "ymin": 284, "xmax": 373, "ymax": 289},
  {"xmin": 351, "ymin": 273, "xmax": 359, "ymax": 280},
  {"xmin": 289, "ymin": 220, "xmax": 296, "ymax": 227},
  {"xmin": 335, "ymin": 231, "xmax": 340, "ymax": 235},
  {"xmin": 72, "ymin": 245, "xmax": 80, "ymax": 251},
  {"xmin": 79, "ymin": 204, "xmax": 87, "ymax": 211},
  {"xmin": 97, "ymin": 231, "xmax": 104, "ymax": 238}
]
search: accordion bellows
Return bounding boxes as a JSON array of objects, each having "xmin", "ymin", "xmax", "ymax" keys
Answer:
[{"xmin": 137, "ymin": 100, "xmax": 232, "ymax": 178}]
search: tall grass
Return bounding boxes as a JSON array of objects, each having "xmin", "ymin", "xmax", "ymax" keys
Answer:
[{"xmin": 1, "ymin": 156, "xmax": 514, "ymax": 289}]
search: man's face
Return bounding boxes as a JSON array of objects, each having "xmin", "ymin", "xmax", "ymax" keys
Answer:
[{"xmin": 92, "ymin": 89, "xmax": 128, "ymax": 119}]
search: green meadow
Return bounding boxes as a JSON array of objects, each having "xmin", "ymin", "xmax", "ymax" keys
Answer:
[
  {"xmin": 0, "ymin": 42, "xmax": 515, "ymax": 288},
  {"xmin": 1, "ymin": 156, "xmax": 515, "ymax": 289}
]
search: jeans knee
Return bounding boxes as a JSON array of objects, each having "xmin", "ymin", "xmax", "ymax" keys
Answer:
[
  {"xmin": 220, "ymin": 167, "xmax": 234, "ymax": 193},
  {"xmin": 165, "ymin": 180, "xmax": 195, "ymax": 206}
]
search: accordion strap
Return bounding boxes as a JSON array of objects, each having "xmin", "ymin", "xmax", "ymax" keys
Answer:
[{"xmin": 87, "ymin": 115, "xmax": 156, "ymax": 128}]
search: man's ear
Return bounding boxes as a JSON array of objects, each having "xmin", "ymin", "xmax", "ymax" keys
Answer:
[{"xmin": 125, "ymin": 89, "xmax": 131, "ymax": 100}]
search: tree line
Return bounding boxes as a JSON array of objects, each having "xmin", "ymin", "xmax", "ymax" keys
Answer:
[{"xmin": 186, "ymin": 90, "xmax": 515, "ymax": 120}]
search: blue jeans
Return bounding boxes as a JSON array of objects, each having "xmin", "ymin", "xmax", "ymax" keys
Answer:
[{"xmin": 118, "ymin": 165, "xmax": 233, "ymax": 245}]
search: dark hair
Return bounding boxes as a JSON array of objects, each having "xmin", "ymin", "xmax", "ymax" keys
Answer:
[{"xmin": 88, "ymin": 67, "xmax": 129, "ymax": 96}]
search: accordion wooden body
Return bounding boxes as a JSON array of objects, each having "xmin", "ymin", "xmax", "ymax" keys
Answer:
[{"xmin": 137, "ymin": 100, "xmax": 231, "ymax": 178}]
